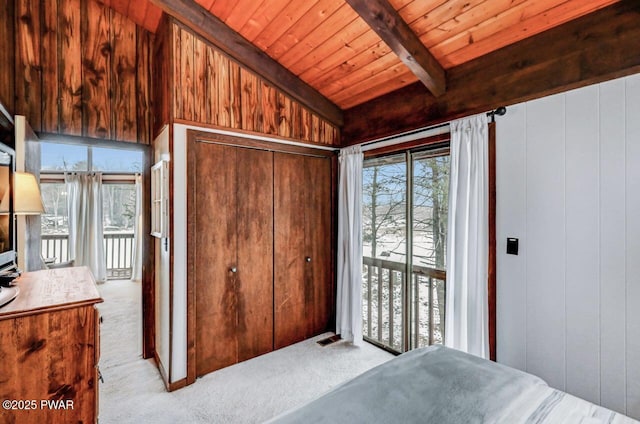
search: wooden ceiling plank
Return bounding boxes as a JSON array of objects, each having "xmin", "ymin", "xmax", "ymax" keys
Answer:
[
  {"xmin": 208, "ymin": 0, "xmax": 237, "ymax": 23},
  {"xmin": 252, "ymin": 0, "xmax": 319, "ymax": 52},
  {"xmin": 342, "ymin": 2, "xmax": 640, "ymax": 144},
  {"xmin": 416, "ymin": 0, "xmax": 527, "ymax": 48},
  {"xmin": 344, "ymin": 0, "xmax": 446, "ymax": 97},
  {"xmin": 430, "ymin": 0, "xmax": 619, "ymax": 68},
  {"xmin": 196, "ymin": 0, "xmax": 215, "ymax": 11},
  {"xmin": 394, "ymin": 0, "xmax": 450, "ymax": 26},
  {"xmin": 439, "ymin": 1, "xmax": 618, "ymax": 68},
  {"xmin": 142, "ymin": 3, "xmax": 163, "ymax": 32},
  {"xmin": 328, "ymin": 60, "xmax": 411, "ymax": 101},
  {"xmin": 237, "ymin": 0, "xmax": 290, "ymax": 42},
  {"xmin": 409, "ymin": 0, "xmax": 485, "ymax": 38},
  {"xmin": 296, "ymin": 0, "xmax": 428, "ymax": 84},
  {"xmin": 264, "ymin": 0, "xmax": 344, "ymax": 60},
  {"xmin": 127, "ymin": 0, "xmax": 149, "ymax": 28},
  {"xmin": 278, "ymin": 4, "xmax": 361, "ymax": 69},
  {"xmin": 225, "ymin": 0, "xmax": 268, "ymax": 31},
  {"xmin": 338, "ymin": 69, "xmax": 416, "ymax": 109},
  {"xmin": 309, "ymin": 41, "xmax": 397, "ymax": 93},
  {"xmin": 426, "ymin": 0, "xmax": 574, "ymax": 54},
  {"xmin": 423, "ymin": 0, "xmax": 524, "ymax": 35},
  {"xmin": 289, "ymin": 16, "xmax": 371, "ymax": 76},
  {"xmin": 331, "ymin": 63, "xmax": 415, "ymax": 107},
  {"xmin": 320, "ymin": 50, "xmax": 405, "ymax": 97},
  {"xmin": 149, "ymin": 0, "xmax": 343, "ymax": 126}
]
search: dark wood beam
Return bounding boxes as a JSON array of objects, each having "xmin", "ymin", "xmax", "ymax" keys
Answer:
[
  {"xmin": 149, "ymin": 0, "xmax": 343, "ymax": 127},
  {"xmin": 343, "ymin": 1, "xmax": 640, "ymax": 144},
  {"xmin": 344, "ymin": 0, "xmax": 445, "ymax": 97}
]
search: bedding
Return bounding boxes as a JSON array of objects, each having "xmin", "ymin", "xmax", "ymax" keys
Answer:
[{"xmin": 268, "ymin": 345, "xmax": 637, "ymax": 424}]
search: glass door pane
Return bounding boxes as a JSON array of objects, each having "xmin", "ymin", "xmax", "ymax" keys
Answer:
[
  {"xmin": 40, "ymin": 182, "xmax": 70, "ymax": 264},
  {"xmin": 411, "ymin": 150, "xmax": 449, "ymax": 348},
  {"xmin": 102, "ymin": 183, "xmax": 137, "ymax": 279},
  {"xmin": 362, "ymin": 154, "xmax": 406, "ymax": 352}
]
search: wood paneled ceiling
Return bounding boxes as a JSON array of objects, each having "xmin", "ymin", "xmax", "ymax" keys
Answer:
[{"xmin": 102, "ymin": 0, "xmax": 619, "ymax": 110}]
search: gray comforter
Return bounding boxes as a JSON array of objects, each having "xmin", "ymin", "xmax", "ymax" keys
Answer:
[{"xmin": 268, "ymin": 345, "xmax": 637, "ymax": 423}]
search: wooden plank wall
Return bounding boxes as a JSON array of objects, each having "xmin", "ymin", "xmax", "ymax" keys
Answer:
[
  {"xmin": 14, "ymin": 0, "xmax": 153, "ymax": 144},
  {"xmin": 152, "ymin": 15, "xmax": 171, "ymax": 137},
  {"xmin": 0, "ymin": 2, "xmax": 15, "ymax": 114},
  {"xmin": 169, "ymin": 21, "xmax": 340, "ymax": 147}
]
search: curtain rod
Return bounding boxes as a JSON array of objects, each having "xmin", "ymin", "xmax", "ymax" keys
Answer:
[{"xmin": 361, "ymin": 106, "xmax": 507, "ymax": 148}]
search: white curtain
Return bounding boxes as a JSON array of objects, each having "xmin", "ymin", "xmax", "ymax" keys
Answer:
[
  {"xmin": 66, "ymin": 172, "xmax": 107, "ymax": 283},
  {"xmin": 445, "ymin": 113, "xmax": 489, "ymax": 358},
  {"xmin": 131, "ymin": 175, "xmax": 143, "ymax": 282},
  {"xmin": 336, "ymin": 145, "xmax": 364, "ymax": 346}
]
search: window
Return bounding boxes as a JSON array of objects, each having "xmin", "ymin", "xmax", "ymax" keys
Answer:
[
  {"xmin": 40, "ymin": 142, "xmax": 142, "ymax": 173},
  {"xmin": 39, "ymin": 141, "xmax": 143, "ymax": 278},
  {"xmin": 362, "ymin": 143, "xmax": 449, "ymax": 353},
  {"xmin": 102, "ymin": 184, "xmax": 137, "ymax": 232},
  {"xmin": 41, "ymin": 143, "xmax": 88, "ymax": 171},
  {"xmin": 92, "ymin": 147, "xmax": 142, "ymax": 172},
  {"xmin": 40, "ymin": 182, "xmax": 70, "ymax": 262}
]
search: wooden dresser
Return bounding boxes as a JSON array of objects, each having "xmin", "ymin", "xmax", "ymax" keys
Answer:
[{"xmin": 0, "ymin": 267, "xmax": 103, "ymax": 424}]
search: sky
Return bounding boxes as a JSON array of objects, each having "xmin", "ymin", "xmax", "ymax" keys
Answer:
[{"xmin": 41, "ymin": 142, "xmax": 143, "ymax": 172}]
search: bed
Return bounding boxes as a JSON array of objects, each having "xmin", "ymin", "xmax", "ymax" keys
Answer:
[{"xmin": 268, "ymin": 345, "xmax": 638, "ymax": 423}]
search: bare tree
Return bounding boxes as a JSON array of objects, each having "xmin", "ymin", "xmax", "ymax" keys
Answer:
[
  {"xmin": 412, "ymin": 155, "xmax": 449, "ymax": 269},
  {"xmin": 362, "ymin": 161, "xmax": 406, "ymax": 259}
]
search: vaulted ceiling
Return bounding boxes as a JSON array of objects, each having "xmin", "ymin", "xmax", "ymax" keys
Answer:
[{"xmin": 100, "ymin": 0, "xmax": 618, "ymax": 110}]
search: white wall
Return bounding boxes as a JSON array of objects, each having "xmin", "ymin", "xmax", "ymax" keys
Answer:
[
  {"xmin": 171, "ymin": 124, "xmax": 188, "ymax": 384},
  {"xmin": 153, "ymin": 125, "xmax": 172, "ymax": 381},
  {"xmin": 496, "ymin": 73, "xmax": 640, "ymax": 418}
]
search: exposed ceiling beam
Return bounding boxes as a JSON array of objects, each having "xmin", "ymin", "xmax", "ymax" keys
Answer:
[
  {"xmin": 343, "ymin": 1, "xmax": 640, "ymax": 144},
  {"xmin": 344, "ymin": 0, "xmax": 446, "ymax": 97},
  {"xmin": 149, "ymin": 0, "xmax": 344, "ymax": 127}
]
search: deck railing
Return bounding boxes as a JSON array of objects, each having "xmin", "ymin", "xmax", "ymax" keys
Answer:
[
  {"xmin": 41, "ymin": 232, "xmax": 135, "ymax": 279},
  {"xmin": 362, "ymin": 256, "xmax": 446, "ymax": 353}
]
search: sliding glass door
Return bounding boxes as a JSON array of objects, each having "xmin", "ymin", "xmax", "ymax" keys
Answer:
[
  {"xmin": 362, "ymin": 146, "xmax": 449, "ymax": 353},
  {"xmin": 362, "ymin": 154, "xmax": 407, "ymax": 351},
  {"xmin": 411, "ymin": 150, "xmax": 449, "ymax": 348}
]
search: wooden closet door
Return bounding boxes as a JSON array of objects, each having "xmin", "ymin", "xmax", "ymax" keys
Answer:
[
  {"xmin": 194, "ymin": 142, "xmax": 238, "ymax": 376},
  {"xmin": 274, "ymin": 153, "xmax": 309, "ymax": 348},
  {"xmin": 194, "ymin": 143, "xmax": 274, "ymax": 376},
  {"xmin": 304, "ymin": 156, "xmax": 333, "ymax": 336},
  {"xmin": 236, "ymin": 148, "xmax": 274, "ymax": 362},
  {"xmin": 274, "ymin": 153, "xmax": 334, "ymax": 348}
]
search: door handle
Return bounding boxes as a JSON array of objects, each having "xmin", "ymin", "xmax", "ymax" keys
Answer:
[
  {"xmin": 305, "ymin": 257, "xmax": 311, "ymax": 263},
  {"xmin": 230, "ymin": 267, "xmax": 237, "ymax": 273}
]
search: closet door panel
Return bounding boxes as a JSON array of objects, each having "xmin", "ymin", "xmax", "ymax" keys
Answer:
[
  {"xmin": 305, "ymin": 156, "xmax": 333, "ymax": 335},
  {"xmin": 236, "ymin": 148, "xmax": 274, "ymax": 361},
  {"xmin": 274, "ymin": 152, "xmax": 308, "ymax": 348},
  {"xmin": 195, "ymin": 142, "xmax": 238, "ymax": 376}
]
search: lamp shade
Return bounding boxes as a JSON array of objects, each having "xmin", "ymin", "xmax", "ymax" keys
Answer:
[{"xmin": 14, "ymin": 172, "xmax": 45, "ymax": 215}]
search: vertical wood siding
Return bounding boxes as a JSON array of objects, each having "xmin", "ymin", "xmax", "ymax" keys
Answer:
[
  {"xmin": 169, "ymin": 21, "xmax": 340, "ymax": 146},
  {"xmin": 152, "ymin": 15, "xmax": 170, "ymax": 138},
  {"xmin": 496, "ymin": 73, "xmax": 640, "ymax": 420},
  {"xmin": 0, "ymin": 1, "xmax": 15, "ymax": 113},
  {"xmin": 15, "ymin": 0, "xmax": 42, "ymax": 132},
  {"xmin": 59, "ymin": 0, "xmax": 83, "ymax": 136},
  {"xmin": 14, "ymin": 0, "xmax": 153, "ymax": 144}
]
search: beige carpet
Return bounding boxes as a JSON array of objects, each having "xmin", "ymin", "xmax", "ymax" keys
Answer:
[{"xmin": 97, "ymin": 280, "xmax": 393, "ymax": 423}]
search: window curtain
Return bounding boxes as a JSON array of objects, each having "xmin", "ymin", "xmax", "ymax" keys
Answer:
[
  {"xmin": 66, "ymin": 172, "xmax": 107, "ymax": 283},
  {"xmin": 445, "ymin": 113, "xmax": 489, "ymax": 358},
  {"xmin": 131, "ymin": 175, "xmax": 143, "ymax": 282},
  {"xmin": 336, "ymin": 145, "xmax": 364, "ymax": 346}
]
